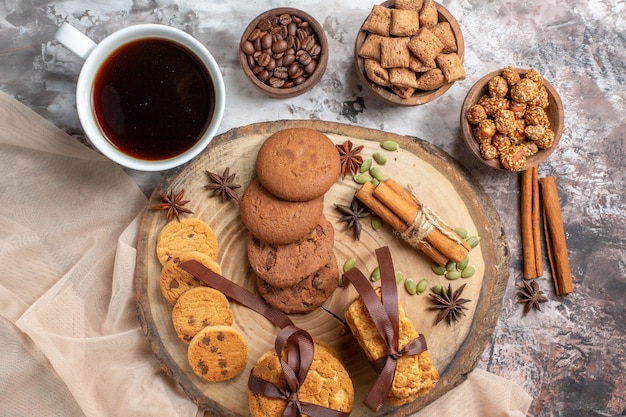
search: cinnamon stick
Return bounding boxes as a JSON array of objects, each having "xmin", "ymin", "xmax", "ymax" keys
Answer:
[
  {"xmin": 531, "ymin": 167, "xmax": 543, "ymax": 276},
  {"xmin": 540, "ymin": 176, "xmax": 573, "ymax": 295},
  {"xmin": 355, "ymin": 182, "xmax": 449, "ymax": 266},
  {"xmin": 356, "ymin": 181, "xmax": 406, "ymax": 232},
  {"xmin": 372, "ymin": 180, "xmax": 469, "ymax": 263},
  {"xmin": 521, "ymin": 167, "xmax": 539, "ymax": 278},
  {"xmin": 385, "ymin": 178, "xmax": 471, "ymax": 252}
]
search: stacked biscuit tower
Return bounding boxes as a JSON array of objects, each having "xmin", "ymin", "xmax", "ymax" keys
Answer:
[{"xmin": 239, "ymin": 128, "xmax": 341, "ymax": 314}]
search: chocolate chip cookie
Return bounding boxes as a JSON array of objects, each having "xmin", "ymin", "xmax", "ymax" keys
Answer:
[
  {"xmin": 187, "ymin": 325, "xmax": 248, "ymax": 382},
  {"xmin": 255, "ymin": 259, "xmax": 339, "ymax": 314},
  {"xmin": 247, "ymin": 216, "xmax": 335, "ymax": 288}
]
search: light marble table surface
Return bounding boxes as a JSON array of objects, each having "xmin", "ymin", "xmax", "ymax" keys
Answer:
[{"xmin": 1, "ymin": 1, "xmax": 624, "ymax": 416}]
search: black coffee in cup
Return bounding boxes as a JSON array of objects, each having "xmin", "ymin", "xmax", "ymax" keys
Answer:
[{"xmin": 92, "ymin": 38, "xmax": 215, "ymax": 160}]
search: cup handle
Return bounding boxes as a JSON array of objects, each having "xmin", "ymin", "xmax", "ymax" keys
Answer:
[{"xmin": 54, "ymin": 22, "xmax": 97, "ymax": 60}]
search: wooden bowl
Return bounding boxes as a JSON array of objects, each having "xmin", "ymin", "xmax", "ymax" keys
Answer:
[
  {"xmin": 239, "ymin": 8, "xmax": 328, "ymax": 99},
  {"xmin": 354, "ymin": 1, "xmax": 465, "ymax": 106},
  {"xmin": 460, "ymin": 68, "xmax": 564, "ymax": 171}
]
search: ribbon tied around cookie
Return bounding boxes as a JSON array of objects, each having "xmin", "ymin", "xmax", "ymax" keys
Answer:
[
  {"xmin": 179, "ymin": 260, "xmax": 350, "ymax": 417},
  {"xmin": 342, "ymin": 246, "xmax": 428, "ymax": 412},
  {"xmin": 248, "ymin": 325, "xmax": 349, "ymax": 417}
]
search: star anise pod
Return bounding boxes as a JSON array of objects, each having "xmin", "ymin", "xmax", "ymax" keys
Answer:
[
  {"xmin": 336, "ymin": 140, "xmax": 364, "ymax": 179},
  {"xmin": 334, "ymin": 197, "xmax": 371, "ymax": 240},
  {"xmin": 516, "ymin": 279, "xmax": 548, "ymax": 316},
  {"xmin": 205, "ymin": 167, "xmax": 241, "ymax": 202},
  {"xmin": 429, "ymin": 283, "xmax": 471, "ymax": 325},
  {"xmin": 152, "ymin": 189, "xmax": 193, "ymax": 222}
]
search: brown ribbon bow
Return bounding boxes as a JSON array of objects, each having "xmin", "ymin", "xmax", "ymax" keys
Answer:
[
  {"xmin": 179, "ymin": 260, "xmax": 350, "ymax": 417},
  {"xmin": 342, "ymin": 246, "xmax": 428, "ymax": 412},
  {"xmin": 248, "ymin": 325, "xmax": 350, "ymax": 417}
]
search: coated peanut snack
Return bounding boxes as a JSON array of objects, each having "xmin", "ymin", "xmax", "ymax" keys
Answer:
[
  {"xmin": 358, "ymin": 0, "xmax": 465, "ymax": 99},
  {"xmin": 466, "ymin": 67, "xmax": 554, "ymax": 171}
]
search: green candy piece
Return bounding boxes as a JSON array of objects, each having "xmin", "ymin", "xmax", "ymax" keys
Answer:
[
  {"xmin": 454, "ymin": 227, "xmax": 468, "ymax": 239},
  {"xmin": 360, "ymin": 158, "xmax": 372, "ymax": 173},
  {"xmin": 466, "ymin": 236, "xmax": 481, "ymax": 248},
  {"xmin": 370, "ymin": 266, "xmax": 381, "ymax": 282},
  {"xmin": 431, "ymin": 263, "xmax": 447, "ymax": 275},
  {"xmin": 354, "ymin": 173, "xmax": 373, "ymax": 184},
  {"xmin": 369, "ymin": 166, "xmax": 384, "ymax": 181},
  {"xmin": 343, "ymin": 257, "xmax": 356, "ymax": 272},
  {"xmin": 457, "ymin": 256, "xmax": 470, "ymax": 271},
  {"xmin": 381, "ymin": 140, "xmax": 399, "ymax": 151},
  {"xmin": 431, "ymin": 285, "xmax": 443, "ymax": 295},
  {"xmin": 461, "ymin": 265, "xmax": 476, "ymax": 278},
  {"xmin": 373, "ymin": 152, "xmax": 387, "ymax": 165},
  {"xmin": 404, "ymin": 278, "xmax": 418, "ymax": 295},
  {"xmin": 395, "ymin": 271, "xmax": 403, "ymax": 285},
  {"xmin": 416, "ymin": 279, "xmax": 428, "ymax": 294},
  {"xmin": 446, "ymin": 270, "xmax": 462, "ymax": 280},
  {"xmin": 371, "ymin": 216, "xmax": 383, "ymax": 231}
]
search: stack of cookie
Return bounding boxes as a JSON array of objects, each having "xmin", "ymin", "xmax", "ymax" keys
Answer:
[
  {"xmin": 156, "ymin": 218, "xmax": 248, "ymax": 382},
  {"xmin": 240, "ymin": 128, "xmax": 341, "ymax": 314}
]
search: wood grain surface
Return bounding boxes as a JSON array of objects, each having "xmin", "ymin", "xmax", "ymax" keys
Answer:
[{"xmin": 135, "ymin": 120, "xmax": 510, "ymax": 416}]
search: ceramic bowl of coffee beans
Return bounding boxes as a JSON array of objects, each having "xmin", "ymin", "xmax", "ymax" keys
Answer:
[
  {"xmin": 460, "ymin": 66, "xmax": 564, "ymax": 171},
  {"xmin": 239, "ymin": 8, "xmax": 328, "ymax": 98},
  {"xmin": 355, "ymin": 0, "xmax": 465, "ymax": 106}
]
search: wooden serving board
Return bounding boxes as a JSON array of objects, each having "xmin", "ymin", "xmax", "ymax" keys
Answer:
[{"xmin": 135, "ymin": 120, "xmax": 509, "ymax": 416}]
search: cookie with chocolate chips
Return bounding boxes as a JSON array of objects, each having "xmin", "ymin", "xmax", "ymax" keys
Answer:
[
  {"xmin": 255, "ymin": 260, "xmax": 339, "ymax": 314},
  {"xmin": 171, "ymin": 287, "xmax": 233, "ymax": 343},
  {"xmin": 187, "ymin": 325, "xmax": 248, "ymax": 382},
  {"xmin": 247, "ymin": 216, "xmax": 335, "ymax": 288},
  {"xmin": 159, "ymin": 251, "xmax": 222, "ymax": 305}
]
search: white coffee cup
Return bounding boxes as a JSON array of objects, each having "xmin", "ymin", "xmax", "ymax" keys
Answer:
[{"xmin": 54, "ymin": 22, "xmax": 225, "ymax": 171}]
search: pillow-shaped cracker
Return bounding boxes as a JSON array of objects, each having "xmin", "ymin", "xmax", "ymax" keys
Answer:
[
  {"xmin": 409, "ymin": 54, "xmax": 434, "ymax": 72},
  {"xmin": 364, "ymin": 59, "xmax": 391, "ymax": 86},
  {"xmin": 362, "ymin": 5, "xmax": 391, "ymax": 36},
  {"xmin": 407, "ymin": 27, "xmax": 444, "ymax": 68},
  {"xmin": 389, "ymin": 67, "xmax": 419, "ymax": 89},
  {"xmin": 380, "ymin": 37, "xmax": 411, "ymax": 68},
  {"xmin": 395, "ymin": 0, "xmax": 424, "ymax": 11},
  {"xmin": 419, "ymin": 0, "xmax": 439, "ymax": 27},
  {"xmin": 430, "ymin": 22, "xmax": 457, "ymax": 53},
  {"xmin": 415, "ymin": 68, "xmax": 446, "ymax": 90},
  {"xmin": 358, "ymin": 33, "xmax": 384, "ymax": 60},
  {"xmin": 390, "ymin": 9, "xmax": 420, "ymax": 37},
  {"xmin": 435, "ymin": 53, "xmax": 466, "ymax": 82},
  {"xmin": 391, "ymin": 85, "xmax": 416, "ymax": 99}
]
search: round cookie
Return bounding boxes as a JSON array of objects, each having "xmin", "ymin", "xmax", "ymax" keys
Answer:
[
  {"xmin": 240, "ymin": 178, "xmax": 324, "ymax": 245},
  {"xmin": 187, "ymin": 325, "xmax": 248, "ymax": 382},
  {"xmin": 248, "ymin": 339, "xmax": 354, "ymax": 416},
  {"xmin": 171, "ymin": 287, "xmax": 234, "ymax": 343},
  {"xmin": 160, "ymin": 251, "xmax": 222, "ymax": 305},
  {"xmin": 256, "ymin": 128, "xmax": 341, "ymax": 202},
  {"xmin": 156, "ymin": 217, "xmax": 218, "ymax": 265},
  {"xmin": 255, "ymin": 260, "xmax": 339, "ymax": 314},
  {"xmin": 247, "ymin": 216, "xmax": 335, "ymax": 288}
]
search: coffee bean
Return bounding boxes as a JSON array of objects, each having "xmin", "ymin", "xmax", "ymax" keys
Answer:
[{"xmin": 242, "ymin": 12, "xmax": 322, "ymax": 89}]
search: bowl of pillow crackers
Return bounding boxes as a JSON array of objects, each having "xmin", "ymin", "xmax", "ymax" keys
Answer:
[{"xmin": 355, "ymin": 0, "xmax": 465, "ymax": 105}]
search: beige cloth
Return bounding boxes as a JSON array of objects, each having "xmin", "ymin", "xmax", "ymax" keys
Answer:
[{"xmin": 0, "ymin": 92, "xmax": 532, "ymax": 416}]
